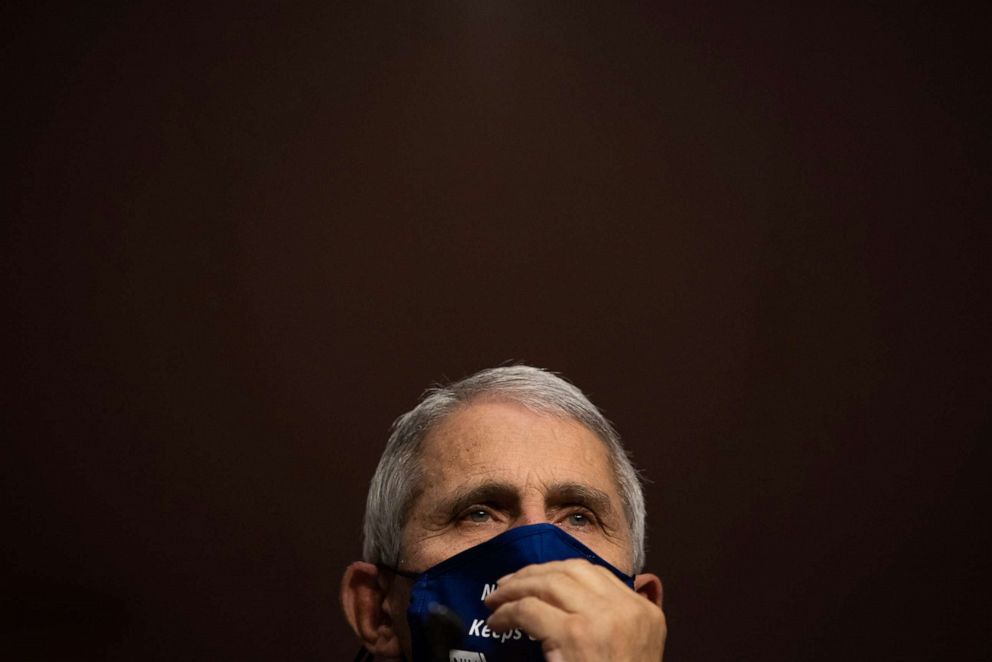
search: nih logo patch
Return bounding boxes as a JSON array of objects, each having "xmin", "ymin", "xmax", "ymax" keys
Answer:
[{"xmin": 449, "ymin": 650, "xmax": 487, "ymax": 662}]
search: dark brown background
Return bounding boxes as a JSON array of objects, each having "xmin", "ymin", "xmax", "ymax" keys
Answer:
[{"xmin": 3, "ymin": 2, "xmax": 988, "ymax": 660}]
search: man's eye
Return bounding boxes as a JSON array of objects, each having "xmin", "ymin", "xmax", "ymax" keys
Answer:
[
  {"xmin": 463, "ymin": 509, "xmax": 492, "ymax": 523},
  {"xmin": 565, "ymin": 511, "xmax": 592, "ymax": 527}
]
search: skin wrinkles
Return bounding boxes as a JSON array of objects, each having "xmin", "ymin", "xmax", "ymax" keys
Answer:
[
  {"xmin": 401, "ymin": 479, "xmax": 627, "ymax": 573},
  {"xmin": 410, "ymin": 479, "xmax": 623, "ymax": 552},
  {"xmin": 396, "ymin": 399, "xmax": 634, "ymax": 576}
]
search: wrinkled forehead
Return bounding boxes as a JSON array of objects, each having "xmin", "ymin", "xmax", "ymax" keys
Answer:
[{"xmin": 414, "ymin": 399, "xmax": 622, "ymax": 505}]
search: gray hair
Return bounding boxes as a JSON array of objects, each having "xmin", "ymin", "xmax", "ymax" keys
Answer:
[{"xmin": 362, "ymin": 365, "xmax": 647, "ymax": 573}]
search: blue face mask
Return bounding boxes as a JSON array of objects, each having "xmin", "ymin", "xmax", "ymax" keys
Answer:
[{"xmin": 395, "ymin": 523, "xmax": 635, "ymax": 662}]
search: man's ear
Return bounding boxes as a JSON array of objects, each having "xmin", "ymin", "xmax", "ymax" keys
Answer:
[
  {"xmin": 634, "ymin": 572, "xmax": 664, "ymax": 607},
  {"xmin": 341, "ymin": 562, "xmax": 403, "ymax": 658}
]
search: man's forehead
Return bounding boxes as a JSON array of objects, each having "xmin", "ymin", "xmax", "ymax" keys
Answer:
[
  {"xmin": 416, "ymin": 399, "xmax": 620, "ymax": 500},
  {"xmin": 421, "ymin": 399, "xmax": 610, "ymax": 456}
]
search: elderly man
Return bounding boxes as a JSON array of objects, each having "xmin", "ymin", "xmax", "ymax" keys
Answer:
[{"xmin": 341, "ymin": 365, "xmax": 667, "ymax": 661}]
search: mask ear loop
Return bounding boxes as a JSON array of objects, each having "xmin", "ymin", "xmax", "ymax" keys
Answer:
[{"xmin": 375, "ymin": 563, "xmax": 419, "ymax": 580}]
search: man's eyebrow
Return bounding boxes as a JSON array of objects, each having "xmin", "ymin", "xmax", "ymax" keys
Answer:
[
  {"xmin": 435, "ymin": 482, "xmax": 521, "ymax": 517},
  {"xmin": 545, "ymin": 482, "xmax": 616, "ymax": 516}
]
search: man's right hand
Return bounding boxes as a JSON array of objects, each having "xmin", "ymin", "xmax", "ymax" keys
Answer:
[{"xmin": 484, "ymin": 559, "xmax": 666, "ymax": 662}]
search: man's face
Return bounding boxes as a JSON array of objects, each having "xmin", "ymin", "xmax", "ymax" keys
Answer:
[
  {"xmin": 344, "ymin": 396, "xmax": 661, "ymax": 661},
  {"xmin": 398, "ymin": 398, "xmax": 633, "ymax": 575}
]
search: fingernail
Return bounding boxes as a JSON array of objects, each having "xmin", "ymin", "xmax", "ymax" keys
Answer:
[{"xmin": 497, "ymin": 572, "xmax": 514, "ymax": 584}]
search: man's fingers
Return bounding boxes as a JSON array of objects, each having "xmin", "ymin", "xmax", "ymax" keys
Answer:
[
  {"xmin": 486, "ymin": 595, "xmax": 568, "ymax": 643},
  {"xmin": 488, "ymin": 559, "xmax": 626, "ymax": 611},
  {"xmin": 485, "ymin": 572, "xmax": 591, "ymax": 612},
  {"xmin": 505, "ymin": 558, "xmax": 624, "ymax": 588}
]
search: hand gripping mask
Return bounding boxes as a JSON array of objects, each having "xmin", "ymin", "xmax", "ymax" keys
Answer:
[{"xmin": 395, "ymin": 523, "xmax": 635, "ymax": 662}]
